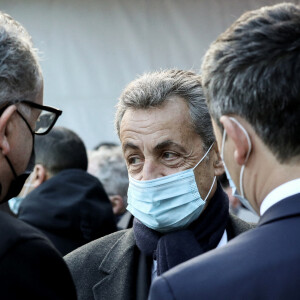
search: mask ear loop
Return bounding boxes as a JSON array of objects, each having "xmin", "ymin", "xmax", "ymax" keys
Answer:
[
  {"xmin": 5, "ymin": 156, "xmax": 18, "ymax": 178},
  {"xmin": 193, "ymin": 142, "xmax": 214, "ymax": 170},
  {"xmin": 221, "ymin": 128, "xmax": 227, "ymax": 161},
  {"xmin": 193, "ymin": 142, "xmax": 216, "ymax": 201},
  {"xmin": 229, "ymin": 117, "xmax": 252, "ymax": 198},
  {"xmin": 204, "ymin": 175, "xmax": 216, "ymax": 202}
]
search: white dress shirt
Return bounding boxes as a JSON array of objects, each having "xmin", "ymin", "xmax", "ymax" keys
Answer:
[{"xmin": 260, "ymin": 178, "xmax": 300, "ymax": 216}]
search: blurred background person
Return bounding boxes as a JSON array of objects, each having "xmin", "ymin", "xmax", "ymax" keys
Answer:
[
  {"xmin": 18, "ymin": 126, "xmax": 117, "ymax": 255},
  {"xmin": 88, "ymin": 145, "xmax": 133, "ymax": 230},
  {"xmin": 87, "ymin": 141, "xmax": 118, "ymax": 175},
  {"xmin": 92, "ymin": 141, "xmax": 118, "ymax": 151}
]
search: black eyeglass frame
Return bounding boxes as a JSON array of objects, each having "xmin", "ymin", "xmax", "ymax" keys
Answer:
[{"xmin": 0, "ymin": 99, "xmax": 62, "ymax": 135}]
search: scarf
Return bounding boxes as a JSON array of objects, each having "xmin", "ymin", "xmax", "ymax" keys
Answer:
[{"xmin": 133, "ymin": 181, "xmax": 229, "ymax": 276}]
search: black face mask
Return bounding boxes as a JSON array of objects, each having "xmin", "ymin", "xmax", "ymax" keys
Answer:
[
  {"xmin": 0, "ymin": 111, "xmax": 35, "ymax": 203},
  {"xmin": 0, "ymin": 149, "xmax": 35, "ymax": 203}
]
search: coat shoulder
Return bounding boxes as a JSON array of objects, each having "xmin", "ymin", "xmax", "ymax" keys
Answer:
[
  {"xmin": 0, "ymin": 212, "xmax": 77, "ymax": 299},
  {"xmin": 65, "ymin": 229, "xmax": 134, "ymax": 268},
  {"xmin": 64, "ymin": 229, "xmax": 135, "ymax": 300},
  {"xmin": 227, "ymin": 213, "xmax": 256, "ymax": 238},
  {"xmin": 0, "ymin": 211, "xmax": 50, "ymax": 259}
]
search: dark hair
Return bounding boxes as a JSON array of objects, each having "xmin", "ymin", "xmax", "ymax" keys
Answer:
[
  {"xmin": 116, "ymin": 69, "xmax": 215, "ymax": 151},
  {"xmin": 202, "ymin": 3, "xmax": 300, "ymax": 163},
  {"xmin": 35, "ymin": 127, "xmax": 88, "ymax": 176}
]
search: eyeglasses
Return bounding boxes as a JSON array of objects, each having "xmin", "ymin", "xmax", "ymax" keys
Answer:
[
  {"xmin": 19, "ymin": 100, "xmax": 62, "ymax": 135},
  {"xmin": 0, "ymin": 100, "xmax": 62, "ymax": 135}
]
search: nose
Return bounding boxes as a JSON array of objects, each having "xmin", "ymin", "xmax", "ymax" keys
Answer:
[{"xmin": 141, "ymin": 158, "xmax": 164, "ymax": 181}]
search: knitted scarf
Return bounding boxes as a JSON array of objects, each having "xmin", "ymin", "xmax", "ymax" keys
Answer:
[{"xmin": 133, "ymin": 182, "xmax": 229, "ymax": 275}]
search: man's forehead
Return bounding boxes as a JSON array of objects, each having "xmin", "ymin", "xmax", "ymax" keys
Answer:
[
  {"xmin": 121, "ymin": 96, "xmax": 189, "ymax": 119},
  {"xmin": 120, "ymin": 99, "xmax": 191, "ymax": 129},
  {"xmin": 120, "ymin": 101, "xmax": 201, "ymax": 153},
  {"xmin": 122, "ymin": 139, "xmax": 187, "ymax": 153}
]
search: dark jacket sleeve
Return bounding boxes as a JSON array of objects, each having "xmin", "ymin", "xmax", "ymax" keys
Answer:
[{"xmin": 0, "ymin": 237, "xmax": 77, "ymax": 300}]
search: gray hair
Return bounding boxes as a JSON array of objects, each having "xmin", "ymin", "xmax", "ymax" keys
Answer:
[
  {"xmin": 88, "ymin": 146, "xmax": 129, "ymax": 201},
  {"xmin": 115, "ymin": 69, "xmax": 215, "ymax": 151},
  {"xmin": 202, "ymin": 3, "xmax": 300, "ymax": 163},
  {"xmin": 0, "ymin": 12, "xmax": 42, "ymax": 109}
]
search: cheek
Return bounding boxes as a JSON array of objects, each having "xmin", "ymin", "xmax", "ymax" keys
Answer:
[
  {"xmin": 194, "ymin": 160, "xmax": 215, "ymax": 198},
  {"xmin": 17, "ymin": 131, "xmax": 33, "ymax": 173}
]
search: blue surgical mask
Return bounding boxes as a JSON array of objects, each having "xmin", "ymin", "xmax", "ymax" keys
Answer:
[
  {"xmin": 8, "ymin": 197, "xmax": 24, "ymax": 215},
  {"xmin": 127, "ymin": 143, "xmax": 216, "ymax": 233},
  {"xmin": 221, "ymin": 117, "xmax": 257, "ymax": 214}
]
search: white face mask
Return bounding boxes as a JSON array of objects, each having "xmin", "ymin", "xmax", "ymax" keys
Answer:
[
  {"xmin": 127, "ymin": 143, "xmax": 216, "ymax": 233},
  {"xmin": 221, "ymin": 117, "xmax": 257, "ymax": 215}
]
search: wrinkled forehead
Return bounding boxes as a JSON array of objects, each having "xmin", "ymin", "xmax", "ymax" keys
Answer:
[{"xmin": 120, "ymin": 101, "xmax": 201, "ymax": 154}]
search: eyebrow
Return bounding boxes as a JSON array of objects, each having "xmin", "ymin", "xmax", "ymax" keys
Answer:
[
  {"xmin": 154, "ymin": 140, "xmax": 187, "ymax": 153},
  {"xmin": 122, "ymin": 140, "xmax": 187, "ymax": 154},
  {"xmin": 122, "ymin": 142, "xmax": 140, "ymax": 152}
]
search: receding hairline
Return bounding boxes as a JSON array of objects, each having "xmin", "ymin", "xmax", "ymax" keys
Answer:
[
  {"xmin": 116, "ymin": 70, "xmax": 202, "ymax": 133},
  {"xmin": 119, "ymin": 94, "xmax": 195, "ymax": 137}
]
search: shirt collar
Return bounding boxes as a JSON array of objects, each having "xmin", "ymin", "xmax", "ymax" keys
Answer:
[{"xmin": 260, "ymin": 178, "xmax": 300, "ymax": 216}]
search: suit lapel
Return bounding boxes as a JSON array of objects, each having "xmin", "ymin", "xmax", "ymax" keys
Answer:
[{"xmin": 92, "ymin": 229, "xmax": 137, "ymax": 300}]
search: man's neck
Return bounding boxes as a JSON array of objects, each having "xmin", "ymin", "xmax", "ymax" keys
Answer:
[
  {"xmin": 245, "ymin": 135, "xmax": 300, "ymax": 213},
  {"xmin": 255, "ymin": 160, "xmax": 300, "ymax": 213}
]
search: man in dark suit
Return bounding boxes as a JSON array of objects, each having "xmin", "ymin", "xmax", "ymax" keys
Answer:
[
  {"xmin": 0, "ymin": 11, "xmax": 76, "ymax": 299},
  {"xmin": 65, "ymin": 69, "xmax": 254, "ymax": 300},
  {"xmin": 149, "ymin": 3, "xmax": 300, "ymax": 300}
]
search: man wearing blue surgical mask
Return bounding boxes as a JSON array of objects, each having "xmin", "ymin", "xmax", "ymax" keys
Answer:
[
  {"xmin": 65, "ymin": 69, "xmax": 253, "ymax": 300},
  {"xmin": 149, "ymin": 3, "xmax": 300, "ymax": 300}
]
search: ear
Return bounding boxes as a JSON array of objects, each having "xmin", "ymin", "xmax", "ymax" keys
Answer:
[
  {"xmin": 212, "ymin": 142, "xmax": 224, "ymax": 176},
  {"xmin": 109, "ymin": 194, "xmax": 126, "ymax": 215},
  {"xmin": 220, "ymin": 116, "xmax": 251, "ymax": 166},
  {"xmin": 32, "ymin": 164, "xmax": 48, "ymax": 188},
  {"xmin": 0, "ymin": 105, "xmax": 17, "ymax": 155}
]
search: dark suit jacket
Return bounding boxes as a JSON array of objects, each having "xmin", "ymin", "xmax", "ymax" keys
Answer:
[
  {"xmin": 65, "ymin": 214, "xmax": 254, "ymax": 300},
  {"xmin": 149, "ymin": 194, "xmax": 300, "ymax": 300},
  {"xmin": 0, "ymin": 211, "xmax": 77, "ymax": 300}
]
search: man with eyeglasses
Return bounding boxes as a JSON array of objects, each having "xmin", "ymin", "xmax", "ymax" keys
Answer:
[{"xmin": 0, "ymin": 11, "xmax": 76, "ymax": 299}]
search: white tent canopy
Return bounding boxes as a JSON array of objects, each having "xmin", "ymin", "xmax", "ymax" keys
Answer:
[{"xmin": 1, "ymin": 0, "xmax": 296, "ymax": 149}]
